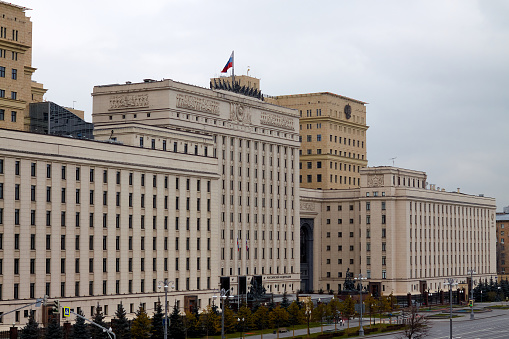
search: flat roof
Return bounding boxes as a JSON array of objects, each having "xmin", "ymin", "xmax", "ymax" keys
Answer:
[
  {"xmin": 0, "ymin": 1, "xmax": 31, "ymax": 11},
  {"xmin": 272, "ymin": 92, "xmax": 367, "ymax": 105}
]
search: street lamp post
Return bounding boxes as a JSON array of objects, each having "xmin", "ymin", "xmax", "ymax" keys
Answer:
[
  {"xmin": 444, "ymin": 278, "xmax": 458, "ymax": 339},
  {"xmin": 306, "ymin": 309, "xmax": 311, "ymax": 337},
  {"xmin": 237, "ymin": 317, "xmax": 245, "ymax": 339},
  {"xmin": 428, "ymin": 289, "xmax": 432, "ymax": 311},
  {"xmin": 354, "ymin": 273, "xmax": 367, "ymax": 337},
  {"xmin": 158, "ymin": 280, "xmax": 175, "ymax": 339},
  {"xmin": 480, "ymin": 290, "xmax": 483, "ymax": 303},
  {"xmin": 215, "ymin": 288, "xmax": 233, "ymax": 339},
  {"xmin": 468, "ymin": 268, "xmax": 476, "ymax": 320}
]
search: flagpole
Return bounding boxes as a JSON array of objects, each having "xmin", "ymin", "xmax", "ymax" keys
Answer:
[{"xmin": 232, "ymin": 50, "xmax": 235, "ymax": 87}]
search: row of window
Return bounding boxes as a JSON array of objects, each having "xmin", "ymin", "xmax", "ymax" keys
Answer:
[
  {"xmin": 0, "ymin": 275, "xmax": 212, "ymax": 301},
  {"xmin": 410, "ymin": 201, "xmax": 489, "ymax": 217},
  {"xmin": 3, "ymin": 182, "xmax": 209, "ymax": 211},
  {"xmin": 0, "ymin": 49, "xmax": 18, "ymax": 60},
  {"xmin": 300, "ymin": 174, "xmax": 359, "ymax": 185},
  {"xmin": 1, "ymin": 161, "xmax": 210, "ymax": 190},
  {"xmin": 299, "ymin": 148, "xmax": 364, "ymax": 160},
  {"xmin": 300, "ymin": 109, "xmax": 322, "ymax": 117},
  {"xmin": 0, "ymin": 233, "xmax": 211, "ymax": 252},
  {"xmin": 0, "ymin": 27, "xmax": 18, "ymax": 41},
  {"xmin": 0, "ymin": 66, "xmax": 16, "ymax": 79},
  {"xmin": 0, "ymin": 205, "xmax": 211, "ymax": 231},
  {"xmin": 221, "ymin": 150, "xmax": 293, "ymax": 169},
  {"xmin": 220, "ymin": 265, "xmax": 292, "ymax": 278},
  {"xmin": 219, "ymin": 135, "xmax": 295, "ymax": 154},
  {"xmin": 220, "ymin": 211, "xmax": 294, "ymax": 226},
  {"xmin": 1, "ymin": 253, "xmax": 212, "ymax": 276},
  {"xmin": 139, "ymin": 136, "xmax": 210, "ymax": 157},
  {"xmin": 300, "ymin": 161, "xmax": 361, "ymax": 173},
  {"xmin": 0, "ymin": 109, "xmax": 16, "ymax": 122},
  {"xmin": 299, "ymin": 134, "xmax": 364, "ymax": 148}
]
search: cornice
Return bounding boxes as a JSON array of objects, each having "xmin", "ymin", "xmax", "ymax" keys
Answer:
[{"xmin": 0, "ymin": 38, "xmax": 30, "ymax": 53}]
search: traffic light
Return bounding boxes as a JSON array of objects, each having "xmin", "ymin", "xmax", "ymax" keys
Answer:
[
  {"xmin": 469, "ymin": 299, "xmax": 473, "ymax": 307},
  {"xmin": 52, "ymin": 300, "xmax": 60, "ymax": 314}
]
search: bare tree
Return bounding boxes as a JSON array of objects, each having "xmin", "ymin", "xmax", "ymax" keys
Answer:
[{"xmin": 396, "ymin": 306, "xmax": 430, "ymax": 339}]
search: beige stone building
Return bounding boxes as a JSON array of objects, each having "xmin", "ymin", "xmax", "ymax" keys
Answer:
[
  {"xmin": 0, "ymin": 1, "xmax": 46, "ymax": 131},
  {"xmin": 267, "ymin": 92, "xmax": 368, "ymax": 190},
  {"xmin": 92, "ymin": 78, "xmax": 301, "ymax": 296},
  {"xmin": 300, "ymin": 166, "xmax": 496, "ymax": 297},
  {"xmin": 0, "ymin": 125, "xmax": 219, "ymax": 327}
]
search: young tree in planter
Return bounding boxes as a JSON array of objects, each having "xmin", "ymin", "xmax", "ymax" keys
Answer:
[
  {"xmin": 183, "ymin": 310, "xmax": 199, "ymax": 338},
  {"xmin": 71, "ymin": 310, "xmax": 90, "ymax": 339},
  {"xmin": 287, "ymin": 300, "xmax": 305, "ymax": 336},
  {"xmin": 252, "ymin": 304, "xmax": 270, "ymax": 335},
  {"xmin": 339, "ymin": 296, "xmax": 356, "ymax": 328},
  {"xmin": 45, "ymin": 317, "xmax": 63, "ymax": 339},
  {"xmin": 222, "ymin": 306, "xmax": 237, "ymax": 334},
  {"xmin": 131, "ymin": 306, "xmax": 151, "ymax": 339},
  {"xmin": 151, "ymin": 301, "xmax": 164, "ymax": 339},
  {"xmin": 327, "ymin": 298, "xmax": 342, "ymax": 331},
  {"xmin": 387, "ymin": 293, "xmax": 399, "ymax": 323},
  {"xmin": 112, "ymin": 303, "xmax": 131, "ymax": 339},
  {"xmin": 269, "ymin": 305, "xmax": 289, "ymax": 338},
  {"xmin": 199, "ymin": 305, "xmax": 221, "ymax": 337},
  {"xmin": 363, "ymin": 294, "xmax": 377, "ymax": 326},
  {"xmin": 20, "ymin": 312, "xmax": 40, "ymax": 339},
  {"xmin": 375, "ymin": 296, "xmax": 390, "ymax": 325},
  {"xmin": 312, "ymin": 302, "xmax": 330, "ymax": 334},
  {"xmin": 396, "ymin": 306, "xmax": 430, "ymax": 339}
]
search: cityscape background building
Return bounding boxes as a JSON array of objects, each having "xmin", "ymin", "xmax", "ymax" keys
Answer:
[
  {"xmin": 0, "ymin": 1, "xmax": 46, "ymax": 131},
  {"xmin": 267, "ymin": 92, "xmax": 368, "ymax": 190}
]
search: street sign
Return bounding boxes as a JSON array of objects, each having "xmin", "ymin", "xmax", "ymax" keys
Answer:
[{"xmin": 63, "ymin": 307, "xmax": 70, "ymax": 317}]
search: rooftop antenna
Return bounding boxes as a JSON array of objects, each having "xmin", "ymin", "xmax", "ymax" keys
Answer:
[{"xmin": 389, "ymin": 157, "xmax": 397, "ymax": 166}]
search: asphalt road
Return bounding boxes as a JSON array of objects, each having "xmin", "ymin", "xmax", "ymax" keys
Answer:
[{"xmin": 243, "ymin": 304, "xmax": 509, "ymax": 339}]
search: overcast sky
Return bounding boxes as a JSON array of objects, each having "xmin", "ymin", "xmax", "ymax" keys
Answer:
[{"xmin": 20, "ymin": 0, "xmax": 509, "ymax": 210}]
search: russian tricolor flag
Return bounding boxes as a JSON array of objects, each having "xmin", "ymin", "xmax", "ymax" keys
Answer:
[{"xmin": 221, "ymin": 52, "xmax": 233, "ymax": 73}]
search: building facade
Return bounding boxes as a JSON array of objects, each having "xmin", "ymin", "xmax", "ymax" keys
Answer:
[
  {"xmin": 92, "ymin": 78, "xmax": 301, "ymax": 296},
  {"xmin": 29, "ymin": 101, "xmax": 94, "ymax": 139},
  {"xmin": 300, "ymin": 166, "xmax": 496, "ymax": 297},
  {"xmin": 267, "ymin": 92, "xmax": 368, "ymax": 190},
  {"xmin": 496, "ymin": 208, "xmax": 509, "ymax": 277},
  {"xmin": 0, "ymin": 1, "xmax": 46, "ymax": 131},
  {"xmin": 0, "ymin": 126, "xmax": 219, "ymax": 326}
]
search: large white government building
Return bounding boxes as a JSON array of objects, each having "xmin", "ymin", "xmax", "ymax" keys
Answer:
[
  {"xmin": 300, "ymin": 166, "xmax": 497, "ymax": 298},
  {"xmin": 0, "ymin": 78, "xmax": 301, "ymax": 327}
]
